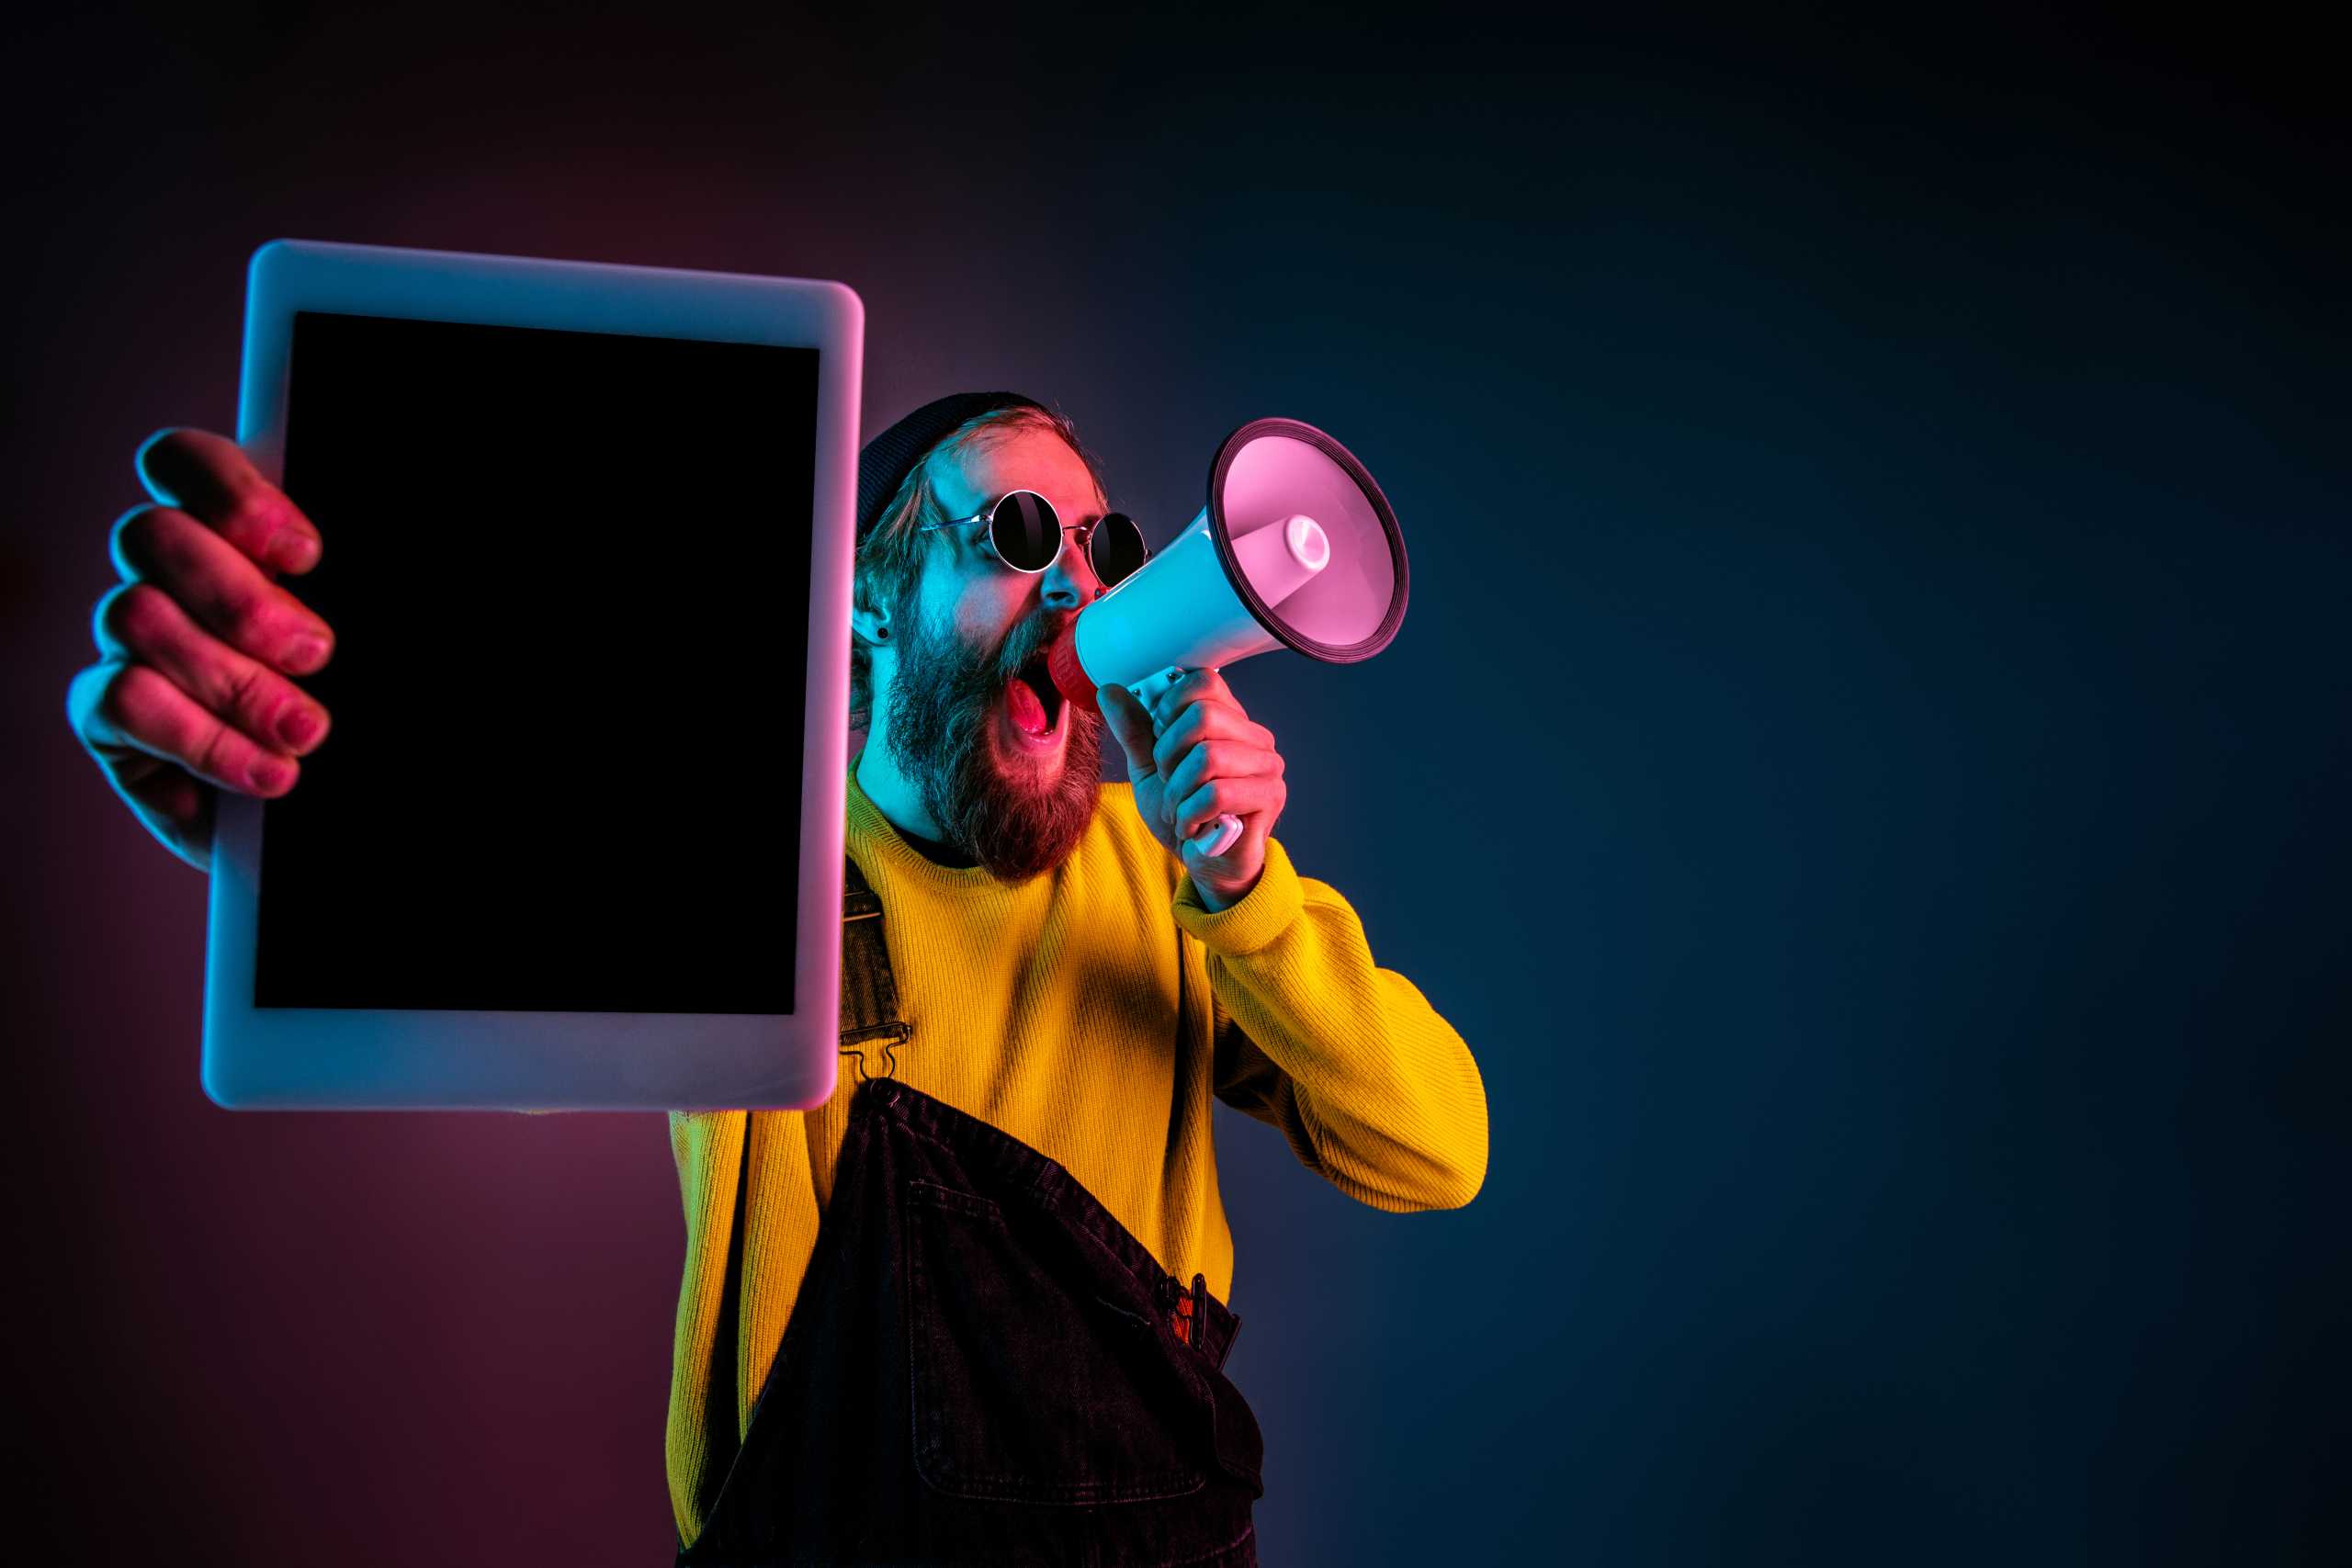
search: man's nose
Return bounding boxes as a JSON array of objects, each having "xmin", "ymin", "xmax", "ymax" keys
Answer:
[{"xmin": 1038, "ymin": 534, "xmax": 1099, "ymax": 611}]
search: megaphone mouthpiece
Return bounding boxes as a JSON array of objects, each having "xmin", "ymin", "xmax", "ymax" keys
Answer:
[{"xmin": 1048, "ymin": 634, "xmax": 1101, "ymax": 716}]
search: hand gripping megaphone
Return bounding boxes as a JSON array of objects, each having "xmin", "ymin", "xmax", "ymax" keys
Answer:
[{"xmin": 1049, "ymin": 418, "xmax": 1409, "ymax": 855}]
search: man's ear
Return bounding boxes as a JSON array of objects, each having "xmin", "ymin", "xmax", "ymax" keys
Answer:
[{"xmin": 850, "ymin": 594, "xmax": 894, "ymax": 648}]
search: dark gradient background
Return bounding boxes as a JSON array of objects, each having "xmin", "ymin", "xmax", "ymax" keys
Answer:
[{"xmin": 4, "ymin": 4, "xmax": 2345, "ymax": 1564}]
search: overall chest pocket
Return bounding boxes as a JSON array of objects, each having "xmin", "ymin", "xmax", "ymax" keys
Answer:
[{"xmin": 904, "ymin": 1179, "xmax": 1212, "ymax": 1506}]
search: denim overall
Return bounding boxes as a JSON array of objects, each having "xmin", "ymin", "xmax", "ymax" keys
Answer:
[{"xmin": 676, "ymin": 859, "xmax": 1266, "ymax": 1566}]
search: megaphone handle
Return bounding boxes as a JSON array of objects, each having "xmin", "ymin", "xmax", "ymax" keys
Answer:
[
  {"xmin": 1128, "ymin": 665, "xmax": 1248, "ymax": 859},
  {"xmin": 1192, "ymin": 815, "xmax": 1246, "ymax": 857}
]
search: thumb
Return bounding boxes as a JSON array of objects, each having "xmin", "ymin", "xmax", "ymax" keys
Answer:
[{"xmin": 1098, "ymin": 684, "xmax": 1158, "ymax": 777}]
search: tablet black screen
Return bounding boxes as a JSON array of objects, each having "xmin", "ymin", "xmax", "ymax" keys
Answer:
[{"xmin": 254, "ymin": 311, "xmax": 814, "ymax": 1013}]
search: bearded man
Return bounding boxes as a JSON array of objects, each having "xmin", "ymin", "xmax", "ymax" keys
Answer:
[{"xmin": 67, "ymin": 392, "xmax": 1490, "ymax": 1567}]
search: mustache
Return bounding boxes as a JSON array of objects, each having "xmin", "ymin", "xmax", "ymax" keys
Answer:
[{"xmin": 988, "ymin": 610, "xmax": 1077, "ymax": 685}]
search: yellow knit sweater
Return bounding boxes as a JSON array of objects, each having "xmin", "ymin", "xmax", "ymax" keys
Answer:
[{"xmin": 663, "ymin": 769, "xmax": 1489, "ymax": 1544}]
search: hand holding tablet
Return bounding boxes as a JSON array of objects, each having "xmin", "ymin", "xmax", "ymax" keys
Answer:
[
  {"xmin": 70, "ymin": 241, "xmax": 865, "ymax": 1111},
  {"xmin": 78, "ymin": 428, "xmax": 337, "ymax": 866}
]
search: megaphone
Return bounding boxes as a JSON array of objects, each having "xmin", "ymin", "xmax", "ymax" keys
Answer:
[{"xmin": 1050, "ymin": 418, "xmax": 1408, "ymax": 855}]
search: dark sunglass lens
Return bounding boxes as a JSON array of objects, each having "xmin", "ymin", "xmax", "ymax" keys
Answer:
[
  {"xmin": 989, "ymin": 491, "xmax": 1061, "ymax": 571},
  {"xmin": 1089, "ymin": 513, "xmax": 1148, "ymax": 585}
]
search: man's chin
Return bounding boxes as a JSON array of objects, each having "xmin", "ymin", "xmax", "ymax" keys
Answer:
[{"xmin": 959, "ymin": 707, "xmax": 1103, "ymax": 882}]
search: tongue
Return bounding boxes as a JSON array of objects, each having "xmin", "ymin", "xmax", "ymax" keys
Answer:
[{"xmin": 1005, "ymin": 675, "xmax": 1051, "ymax": 736}]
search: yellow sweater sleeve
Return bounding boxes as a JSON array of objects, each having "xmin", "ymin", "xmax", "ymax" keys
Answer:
[{"xmin": 1173, "ymin": 836, "xmax": 1489, "ymax": 1213}]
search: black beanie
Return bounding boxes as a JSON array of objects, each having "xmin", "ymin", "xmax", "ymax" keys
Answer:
[{"xmin": 855, "ymin": 390, "xmax": 1045, "ymax": 547}]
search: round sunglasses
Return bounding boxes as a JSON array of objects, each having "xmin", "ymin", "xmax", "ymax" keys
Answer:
[{"xmin": 917, "ymin": 491, "xmax": 1149, "ymax": 587}]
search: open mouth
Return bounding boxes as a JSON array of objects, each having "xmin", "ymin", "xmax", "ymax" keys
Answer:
[{"xmin": 1002, "ymin": 657, "xmax": 1065, "ymax": 746}]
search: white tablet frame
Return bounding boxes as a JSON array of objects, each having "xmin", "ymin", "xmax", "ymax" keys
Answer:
[{"xmin": 204, "ymin": 239, "xmax": 861, "ymax": 1110}]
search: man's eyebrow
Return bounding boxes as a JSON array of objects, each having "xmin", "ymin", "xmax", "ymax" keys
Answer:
[{"xmin": 940, "ymin": 491, "xmax": 1107, "ymax": 530}]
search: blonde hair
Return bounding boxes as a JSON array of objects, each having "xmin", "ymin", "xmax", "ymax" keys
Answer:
[{"xmin": 850, "ymin": 403, "xmax": 1109, "ymax": 730}]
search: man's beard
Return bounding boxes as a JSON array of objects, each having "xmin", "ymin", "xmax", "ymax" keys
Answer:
[{"xmin": 882, "ymin": 600, "xmax": 1104, "ymax": 883}]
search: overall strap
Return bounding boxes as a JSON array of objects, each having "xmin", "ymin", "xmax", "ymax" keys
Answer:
[
  {"xmin": 838, "ymin": 855, "xmax": 911, "ymax": 1081},
  {"xmin": 682, "ymin": 857, "xmax": 913, "ymax": 1538}
]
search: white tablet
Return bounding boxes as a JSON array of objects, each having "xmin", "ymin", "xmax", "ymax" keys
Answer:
[{"xmin": 202, "ymin": 240, "xmax": 861, "ymax": 1110}]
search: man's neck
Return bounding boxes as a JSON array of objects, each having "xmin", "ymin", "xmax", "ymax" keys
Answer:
[{"xmin": 854, "ymin": 738, "xmax": 977, "ymax": 868}]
